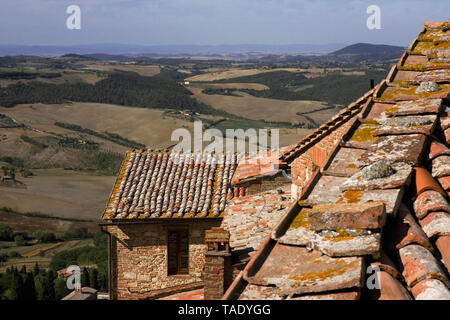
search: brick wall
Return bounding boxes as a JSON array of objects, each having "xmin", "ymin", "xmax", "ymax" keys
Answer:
[
  {"xmin": 106, "ymin": 220, "xmax": 221, "ymax": 300},
  {"xmin": 290, "ymin": 119, "xmax": 354, "ymax": 199},
  {"xmin": 203, "ymin": 252, "xmax": 232, "ymax": 300}
]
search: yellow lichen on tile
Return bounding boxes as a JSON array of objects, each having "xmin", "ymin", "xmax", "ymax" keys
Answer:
[
  {"xmin": 336, "ymin": 190, "xmax": 363, "ymax": 204},
  {"xmin": 349, "ymin": 127, "xmax": 377, "ymax": 142}
]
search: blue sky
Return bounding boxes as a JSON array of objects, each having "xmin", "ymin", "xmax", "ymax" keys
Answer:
[{"xmin": 1, "ymin": 0, "xmax": 449, "ymax": 46}]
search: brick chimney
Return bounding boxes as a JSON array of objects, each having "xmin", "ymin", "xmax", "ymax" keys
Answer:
[{"xmin": 203, "ymin": 227, "xmax": 232, "ymax": 300}]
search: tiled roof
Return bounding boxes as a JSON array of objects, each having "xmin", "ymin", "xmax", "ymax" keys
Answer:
[
  {"xmin": 226, "ymin": 21, "xmax": 450, "ymax": 300},
  {"xmin": 102, "ymin": 150, "xmax": 238, "ymax": 219},
  {"xmin": 231, "ymin": 147, "xmax": 290, "ymax": 185}
]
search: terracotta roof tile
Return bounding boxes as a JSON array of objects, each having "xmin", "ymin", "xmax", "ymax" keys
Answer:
[
  {"xmin": 398, "ymin": 244, "xmax": 449, "ymax": 287},
  {"xmin": 288, "ymin": 290, "xmax": 360, "ymax": 300},
  {"xmin": 244, "ymin": 243, "xmax": 364, "ymax": 297},
  {"xmin": 370, "ymin": 268, "xmax": 412, "ymax": 300},
  {"xmin": 431, "ymin": 155, "xmax": 450, "ymax": 178},
  {"xmin": 437, "ymin": 176, "xmax": 450, "ymax": 191},
  {"xmin": 419, "ymin": 211, "xmax": 450, "ymax": 238},
  {"xmin": 413, "ymin": 167, "xmax": 447, "ymax": 198},
  {"xmin": 411, "ymin": 279, "xmax": 450, "ymax": 300},
  {"xmin": 222, "ymin": 184, "xmax": 292, "ymax": 251},
  {"xmin": 435, "ymin": 235, "xmax": 450, "ymax": 273},
  {"xmin": 429, "ymin": 139, "xmax": 450, "ymax": 160},
  {"xmin": 356, "ymin": 134, "xmax": 427, "ymax": 167},
  {"xmin": 307, "ymin": 202, "xmax": 386, "ymax": 231},
  {"xmin": 340, "ymin": 162, "xmax": 413, "ymax": 191},
  {"xmin": 408, "ymin": 69, "xmax": 450, "ymax": 84},
  {"xmin": 323, "ymin": 147, "xmax": 365, "ymax": 177},
  {"xmin": 371, "ymin": 115, "xmax": 438, "ymax": 136},
  {"xmin": 413, "ymin": 190, "xmax": 450, "ymax": 219},
  {"xmin": 445, "ymin": 127, "xmax": 450, "ymax": 144},
  {"xmin": 383, "ymin": 99, "xmax": 443, "ymax": 117}
]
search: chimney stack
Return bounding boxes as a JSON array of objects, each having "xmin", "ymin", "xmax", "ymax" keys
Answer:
[{"xmin": 203, "ymin": 227, "xmax": 232, "ymax": 300}]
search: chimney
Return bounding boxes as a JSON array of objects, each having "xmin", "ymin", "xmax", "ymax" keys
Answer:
[{"xmin": 203, "ymin": 227, "xmax": 232, "ymax": 300}]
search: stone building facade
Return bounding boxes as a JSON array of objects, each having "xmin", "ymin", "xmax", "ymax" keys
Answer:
[{"xmin": 103, "ymin": 220, "xmax": 221, "ymax": 300}]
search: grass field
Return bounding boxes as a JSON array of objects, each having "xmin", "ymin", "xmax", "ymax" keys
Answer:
[
  {"xmin": 185, "ymin": 67, "xmax": 306, "ymax": 82},
  {"xmin": 82, "ymin": 63, "xmax": 161, "ymax": 77},
  {"xmin": 193, "ymin": 82, "xmax": 269, "ymax": 90},
  {"xmin": 0, "ymin": 102, "xmax": 202, "ymax": 149},
  {"xmin": 0, "ymin": 169, "xmax": 115, "ymax": 220},
  {"xmin": 188, "ymin": 87, "xmax": 329, "ymax": 125},
  {"xmin": 0, "ymin": 239, "xmax": 94, "ymax": 272}
]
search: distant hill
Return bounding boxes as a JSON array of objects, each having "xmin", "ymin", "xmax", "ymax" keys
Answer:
[
  {"xmin": 330, "ymin": 43, "xmax": 405, "ymax": 61},
  {"xmin": 0, "ymin": 43, "xmax": 345, "ymax": 56}
]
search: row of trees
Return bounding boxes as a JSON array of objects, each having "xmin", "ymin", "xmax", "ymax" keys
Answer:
[
  {"xmin": 0, "ymin": 72, "xmax": 217, "ymax": 114},
  {"xmin": 0, "ymin": 264, "xmax": 106, "ymax": 300}
]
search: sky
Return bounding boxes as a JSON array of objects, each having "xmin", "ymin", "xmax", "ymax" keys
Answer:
[{"xmin": 0, "ymin": 0, "xmax": 449, "ymax": 46}]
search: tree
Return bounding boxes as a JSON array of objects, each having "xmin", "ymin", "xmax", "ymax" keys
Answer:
[
  {"xmin": 88, "ymin": 268, "xmax": 99, "ymax": 289},
  {"xmin": 33, "ymin": 263, "xmax": 40, "ymax": 276},
  {"xmin": 14, "ymin": 234, "xmax": 26, "ymax": 246},
  {"xmin": 0, "ymin": 223, "xmax": 13, "ymax": 241},
  {"xmin": 54, "ymin": 276, "xmax": 70, "ymax": 300},
  {"xmin": 11, "ymin": 269, "xmax": 25, "ymax": 300},
  {"xmin": 81, "ymin": 267, "xmax": 90, "ymax": 287},
  {"xmin": 23, "ymin": 272, "xmax": 36, "ymax": 300}
]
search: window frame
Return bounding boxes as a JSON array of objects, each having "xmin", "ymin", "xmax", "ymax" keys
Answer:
[{"xmin": 167, "ymin": 228, "xmax": 190, "ymax": 276}]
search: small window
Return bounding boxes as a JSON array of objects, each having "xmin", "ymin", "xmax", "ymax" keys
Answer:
[{"xmin": 167, "ymin": 229, "xmax": 189, "ymax": 275}]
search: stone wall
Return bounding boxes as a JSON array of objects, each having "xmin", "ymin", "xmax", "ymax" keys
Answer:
[
  {"xmin": 290, "ymin": 119, "xmax": 355, "ymax": 199},
  {"xmin": 106, "ymin": 220, "xmax": 221, "ymax": 300}
]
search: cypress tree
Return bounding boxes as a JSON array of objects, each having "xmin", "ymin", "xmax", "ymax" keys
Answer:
[{"xmin": 23, "ymin": 272, "xmax": 36, "ymax": 300}]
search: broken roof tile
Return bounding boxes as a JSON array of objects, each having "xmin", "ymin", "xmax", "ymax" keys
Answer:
[
  {"xmin": 391, "ymin": 204, "xmax": 433, "ymax": 251},
  {"xmin": 369, "ymin": 269, "xmax": 412, "ymax": 300},
  {"xmin": 356, "ymin": 134, "xmax": 427, "ymax": 167},
  {"xmin": 222, "ymin": 184, "xmax": 292, "ymax": 251},
  {"xmin": 398, "ymin": 244, "xmax": 449, "ymax": 288},
  {"xmin": 323, "ymin": 147, "xmax": 366, "ymax": 177},
  {"xmin": 411, "ymin": 279, "xmax": 450, "ymax": 300},
  {"xmin": 419, "ymin": 211, "xmax": 450, "ymax": 239},
  {"xmin": 431, "ymin": 155, "xmax": 450, "ymax": 178},
  {"xmin": 245, "ymin": 244, "xmax": 364, "ymax": 297},
  {"xmin": 413, "ymin": 190, "xmax": 450, "ymax": 219},
  {"xmin": 340, "ymin": 162, "xmax": 413, "ymax": 191}
]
